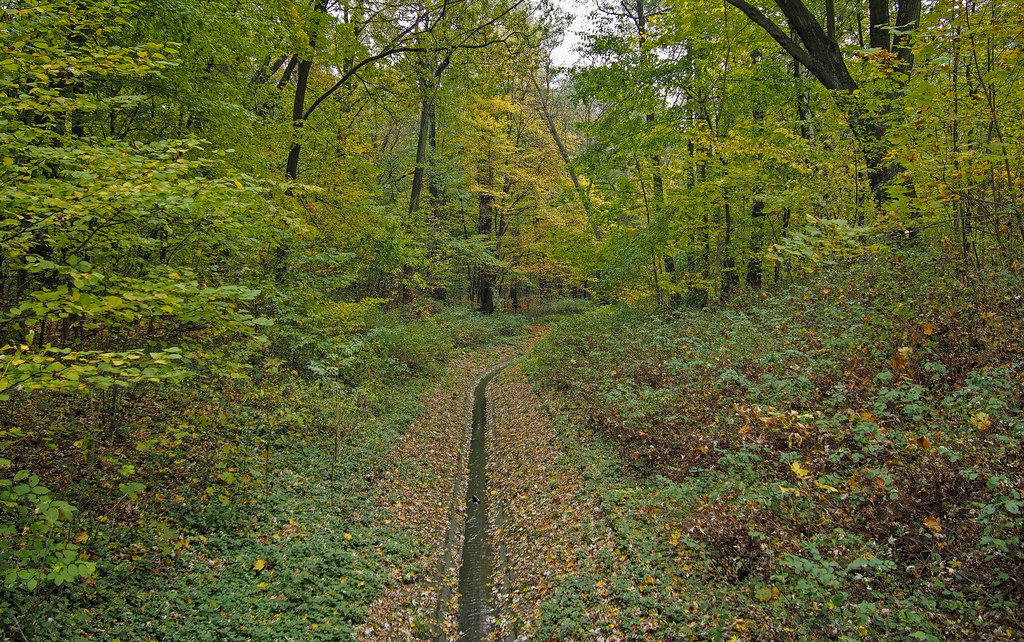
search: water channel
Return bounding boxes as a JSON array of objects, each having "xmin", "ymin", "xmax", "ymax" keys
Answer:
[{"xmin": 455, "ymin": 366, "xmax": 503, "ymax": 641}]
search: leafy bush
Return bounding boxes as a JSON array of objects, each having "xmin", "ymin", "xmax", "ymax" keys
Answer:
[
  {"xmin": 0, "ymin": 361, "xmax": 428, "ymax": 640},
  {"xmin": 0, "ymin": 468, "xmax": 95, "ymax": 591},
  {"xmin": 434, "ymin": 304, "xmax": 526, "ymax": 347},
  {"xmin": 364, "ymin": 317, "xmax": 453, "ymax": 377}
]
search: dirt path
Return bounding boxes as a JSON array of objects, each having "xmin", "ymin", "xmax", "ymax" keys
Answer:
[
  {"xmin": 486, "ymin": 364, "xmax": 617, "ymax": 640},
  {"xmin": 358, "ymin": 339, "xmax": 613, "ymax": 640},
  {"xmin": 357, "ymin": 345, "xmax": 520, "ymax": 640}
]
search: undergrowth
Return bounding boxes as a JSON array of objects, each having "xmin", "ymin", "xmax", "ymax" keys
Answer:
[
  {"xmin": 0, "ymin": 304, "xmax": 522, "ymax": 640},
  {"xmin": 528, "ymin": 248, "xmax": 1023, "ymax": 640}
]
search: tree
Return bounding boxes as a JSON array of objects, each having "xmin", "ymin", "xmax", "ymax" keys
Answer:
[
  {"xmin": 890, "ymin": 0, "xmax": 1024, "ymax": 265},
  {"xmin": 0, "ymin": 0, "xmax": 271, "ymax": 399},
  {"xmin": 721, "ymin": 0, "xmax": 922, "ymax": 206},
  {"xmin": 406, "ymin": 0, "xmax": 528, "ymax": 216}
]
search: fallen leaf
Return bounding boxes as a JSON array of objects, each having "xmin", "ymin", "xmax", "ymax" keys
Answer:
[
  {"xmin": 814, "ymin": 479, "xmax": 839, "ymax": 492},
  {"xmin": 923, "ymin": 517, "xmax": 942, "ymax": 533},
  {"xmin": 891, "ymin": 346, "xmax": 913, "ymax": 368},
  {"xmin": 969, "ymin": 412, "xmax": 992, "ymax": 430},
  {"xmin": 790, "ymin": 460, "xmax": 811, "ymax": 480}
]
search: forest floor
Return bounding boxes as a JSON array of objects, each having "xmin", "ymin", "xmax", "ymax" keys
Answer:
[
  {"xmin": 486, "ymin": 365, "xmax": 623, "ymax": 640},
  {"xmin": 363, "ymin": 255, "xmax": 1023, "ymax": 641},
  {"xmin": 4, "ymin": 257, "xmax": 1018, "ymax": 642},
  {"xmin": 357, "ymin": 327, "xmax": 620, "ymax": 641},
  {"xmin": 356, "ymin": 342, "xmax": 524, "ymax": 639},
  {"xmin": 361, "ymin": 332, "xmax": 671, "ymax": 641}
]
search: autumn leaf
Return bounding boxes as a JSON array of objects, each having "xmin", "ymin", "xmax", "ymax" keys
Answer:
[
  {"xmin": 814, "ymin": 479, "xmax": 839, "ymax": 492},
  {"xmin": 891, "ymin": 346, "xmax": 913, "ymax": 368},
  {"xmin": 790, "ymin": 460, "xmax": 811, "ymax": 480},
  {"xmin": 969, "ymin": 412, "xmax": 992, "ymax": 430},
  {"xmin": 923, "ymin": 517, "xmax": 942, "ymax": 533},
  {"xmin": 253, "ymin": 558, "xmax": 266, "ymax": 571},
  {"xmin": 920, "ymin": 321, "xmax": 934, "ymax": 335}
]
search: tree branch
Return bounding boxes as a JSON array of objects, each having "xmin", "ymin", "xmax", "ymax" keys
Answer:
[{"xmin": 722, "ymin": 0, "xmax": 813, "ymax": 70}]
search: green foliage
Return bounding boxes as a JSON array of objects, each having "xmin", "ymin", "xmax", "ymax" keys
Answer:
[
  {"xmin": 528, "ymin": 248, "xmax": 1023, "ymax": 638},
  {"xmin": 0, "ymin": 0, "xmax": 277, "ymax": 400},
  {"xmin": 362, "ymin": 316, "xmax": 453, "ymax": 378},
  {"xmin": 766, "ymin": 215, "xmax": 883, "ymax": 268},
  {"xmin": 434, "ymin": 303, "xmax": 526, "ymax": 348},
  {"xmin": 0, "ymin": 357, "xmax": 429, "ymax": 640},
  {"xmin": 890, "ymin": 0, "xmax": 1024, "ymax": 267},
  {"xmin": 0, "ymin": 467, "xmax": 95, "ymax": 591}
]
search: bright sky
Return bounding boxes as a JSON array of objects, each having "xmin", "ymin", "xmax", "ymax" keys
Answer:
[{"xmin": 549, "ymin": 0, "xmax": 593, "ymax": 67}]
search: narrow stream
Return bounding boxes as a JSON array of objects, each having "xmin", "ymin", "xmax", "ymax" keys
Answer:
[{"xmin": 456, "ymin": 367, "xmax": 502, "ymax": 641}]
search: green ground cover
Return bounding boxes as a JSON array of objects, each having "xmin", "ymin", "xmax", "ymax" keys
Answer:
[
  {"xmin": 527, "ymin": 249, "xmax": 1023, "ymax": 640},
  {"xmin": 1, "ymin": 307, "xmax": 524, "ymax": 640}
]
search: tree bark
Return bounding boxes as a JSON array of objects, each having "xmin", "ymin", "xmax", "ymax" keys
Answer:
[
  {"xmin": 408, "ymin": 97, "xmax": 435, "ymax": 215},
  {"xmin": 721, "ymin": 200, "xmax": 738, "ymax": 297},
  {"xmin": 284, "ymin": 0, "xmax": 328, "ymax": 182},
  {"xmin": 284, "ymin": 56, "xmax": 313, "ymax": 181},
  {"xmin": 868, "ymin": 0, "xmax": 891, "ymax": 50},
  {"xmin": 746, "ymin": 199, "xmax": 765, "ymax": 289},
  {"xmin": 476, "ymin": 144, "xmax": 496, "ymax": 313}
]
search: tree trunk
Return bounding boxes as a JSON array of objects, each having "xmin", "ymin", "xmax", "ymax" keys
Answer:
[
  {"xmin": 721, "ymin": 200, "xmax": 738, "ymax": 297},
  {"xmin": 284, "ymin": 0, "xmax": 328, "ymax": 182},
  {"xmin": 868, "ymin": 0, "xmax": 891, "ymax": 50},
  {"xmin": 476, "ymin": 149, "xmax": 496, "ymax": 314},
  {"xmin": 774, "ymin": 207, "xmax": 791, "ymax": 285},
  {"xmin": 284, "ymin": 57, "xmax": 312, "ymax": 181},
  {"xmin": 746, "ymin": 200, "xmax": 765, "ymax": 289},
  {"xmin": 408, "ymin": 97, "xmax": 435, "ymax": 215}
]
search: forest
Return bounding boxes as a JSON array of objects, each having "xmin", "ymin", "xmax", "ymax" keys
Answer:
[{"xmin": 1, "ymin": 0, "xmax": 1021, "ymax": 639}]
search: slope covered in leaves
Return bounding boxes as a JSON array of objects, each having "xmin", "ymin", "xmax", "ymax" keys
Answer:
[{"xmin": 526, "ymin": 248, "xmax": 1023, "ymax": 639}]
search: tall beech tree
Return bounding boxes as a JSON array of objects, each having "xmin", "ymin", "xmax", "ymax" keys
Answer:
[
  {"xmin": 406, "ymin": 0, "xmax": 528, "ymax": 216},
  {"xmin": 721, "ymin": 0, "xmax": 922, "ymax": 206}
]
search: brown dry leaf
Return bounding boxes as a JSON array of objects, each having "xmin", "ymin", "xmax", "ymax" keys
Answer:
[
  {"xmin": 923, "ymin": 517, "xmax": 942, "ymax": 533},
  {"xmin": 891, "ymin": 346, "xmax": 913, "ymax": 368}
]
